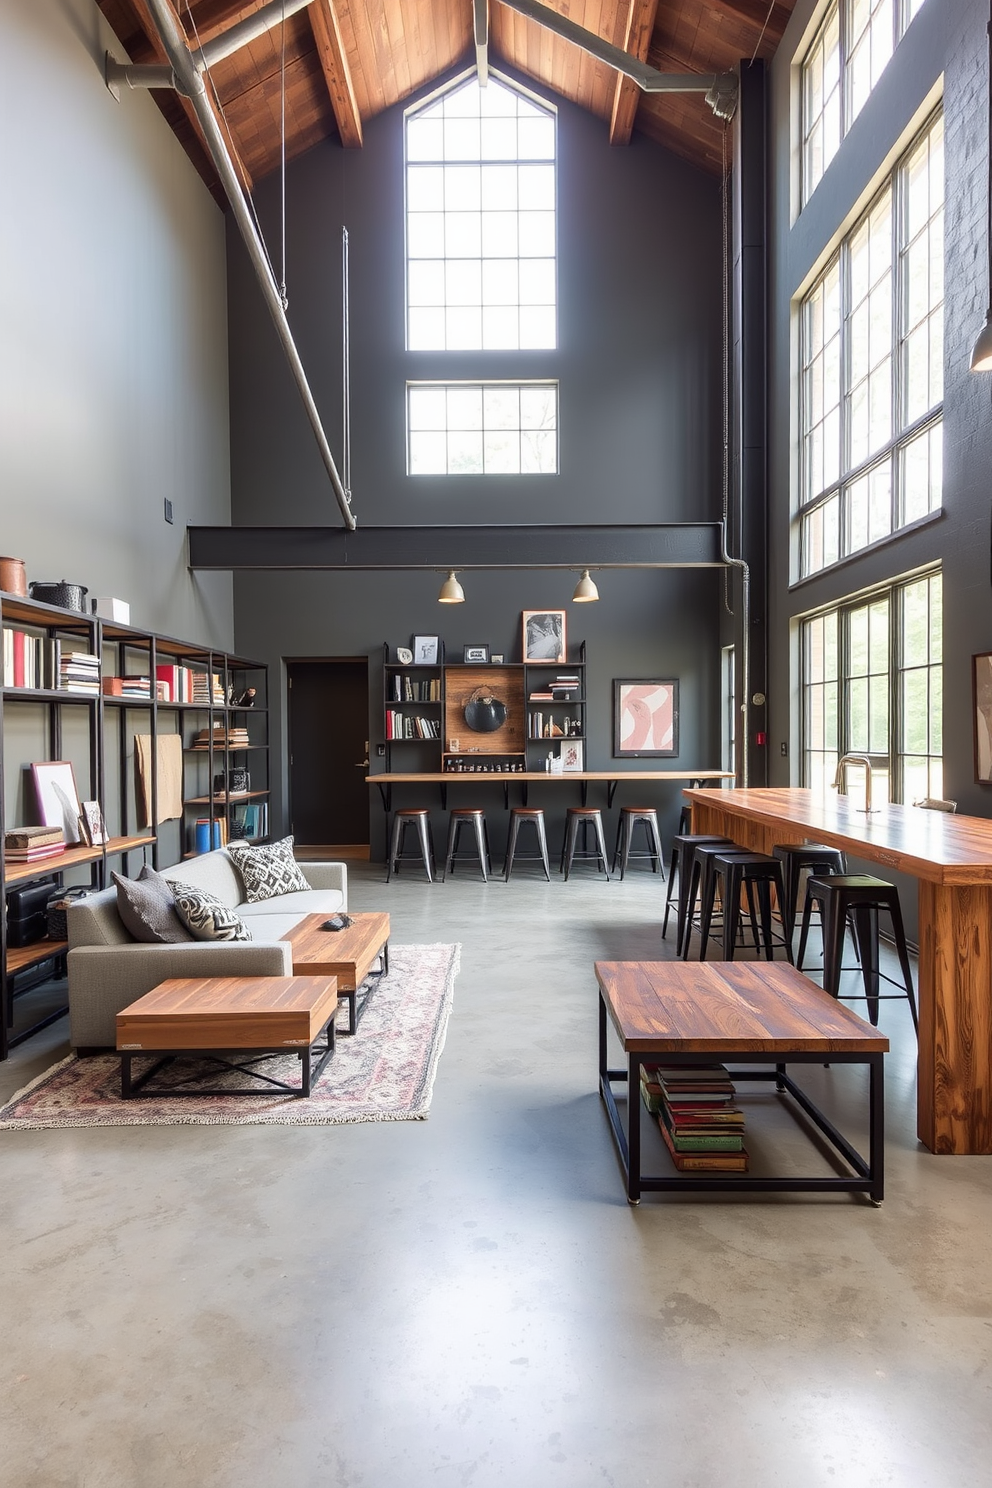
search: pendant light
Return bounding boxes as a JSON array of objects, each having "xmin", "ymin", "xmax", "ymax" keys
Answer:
[
  {"xmin": 973, "ymin": 2, "xmax": 992, "ymax": 370},
  {"xmin": 438, "ymin": 571, "xmax": 465, "ymax": 603},
  {"xmin": 572, "ymin": 569, "xmax": 599, "ymax": 602}
]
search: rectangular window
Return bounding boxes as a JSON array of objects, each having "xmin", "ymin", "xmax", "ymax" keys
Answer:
[
  {"xmin": 801, "ymin": 0, "xmax": 927, "ymax": 205},
  {"xmin": 798, "ymin": 112, "xmax": 942, "ymax": 578},
  {"xmin": 800, "ymin": 569, "xmax": 941, "ymax": 804},
  {"xmin": 407, "ymin": 382, "xmax": 558, "ymax": 476}
]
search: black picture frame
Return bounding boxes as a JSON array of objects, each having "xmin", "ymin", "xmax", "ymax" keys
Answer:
[
  {"xmin": 463, "ymin": 644, "xmax": 490, "ymax": 664},
  {"xmin": 613, "ymin": 679, "xmax": 680, "ymax": 758}
]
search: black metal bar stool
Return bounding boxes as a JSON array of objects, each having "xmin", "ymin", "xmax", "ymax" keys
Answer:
[
  {"xmin": 386, "ymin": 807, "xmax": 436, "ymax": 883},
  {"xmin": 797, "ymin": 874, "xmax": 918, "ymax": 1030},
  {"xmin": 772, "ymin": 842, "xmax": 847, "ymax": 940},
  {"xmin": 612, "ymin": 806, "xmax": 664, "ymax": 880},
  {"xmin": 504, "ymin": 807, "xmax": 551, "ymax": 881},
  {"xmin": 444, "ymin": 807, "xmax": 492, "ymax": 881},
  {"xmin": 697, "ymin": 850, "xmax": 794, "ymax": 963},
  {"xmin": 680, "ymin": 842, "xmax": 761, "ymax": 959},
  {"xmin": 662, "ymin": 834, "xmax": 733, "ymax": 947},
  {"xmin": 561, "ymin": 806, "xmax": 610, "ymax": 881}
]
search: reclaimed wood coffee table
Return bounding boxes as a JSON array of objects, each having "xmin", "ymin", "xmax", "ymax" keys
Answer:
[
  {"xmin": 116, "ymin": 974, "xmax": 339, "ymax": 1099},
  {"xmin": 282, "ymin": 912, "xmax": 389, "ymax": 1034},
  {"xmin": 596, "ymin": 959, "xmax": 888, "ymax": 1205}
]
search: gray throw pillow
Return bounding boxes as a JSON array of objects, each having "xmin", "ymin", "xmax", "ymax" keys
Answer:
[
  {"xmin": 171, "ymin": 881, "xmax": 252, "ymax": 942},
  {"xmin": 227, "ymin": 835, "xmax": 310, "ymax": 903},
  {"xmin": 113, "ymin": 866, "xmax": 193, "ymax": 944}
]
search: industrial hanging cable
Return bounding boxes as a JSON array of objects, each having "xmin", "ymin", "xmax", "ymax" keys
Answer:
[
  {"xmin": 279, "ymin": 0, "xmax": 288, "ymax": 310},
  {"xmin": 749, "ymin": 0, "xmax": 777, "ymax": 64},
  {"xmin": 342, "ymin": 226, "xmax": 352, "ymax": 500}
]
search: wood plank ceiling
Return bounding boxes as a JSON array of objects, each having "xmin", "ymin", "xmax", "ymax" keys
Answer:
[{"xmin": 97, "ymin": 0, "xmax": 796, "ymax": 195}]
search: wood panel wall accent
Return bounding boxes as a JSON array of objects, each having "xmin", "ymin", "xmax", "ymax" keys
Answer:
[{"xmin": 443, "ymin": 665, "xmax": 525, "ymax": 756}]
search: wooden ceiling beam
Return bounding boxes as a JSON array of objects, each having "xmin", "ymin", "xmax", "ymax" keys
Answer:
[
  {"xmin": 309, "ymin": 1, "xmax": 363, "ymax": 147},
  {"xmin": 126, "ymin": 0, "xmax": 254, "ymax": 191},
  {"xmin": 609, "ymin": 0, "xmax": 660, "ymax": 145},
  {"xmin": 702, "ymin": 0, "xmax": 791, "ymax": 41}
]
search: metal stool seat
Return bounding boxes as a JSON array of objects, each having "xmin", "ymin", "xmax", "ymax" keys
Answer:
[
  {"xmin": 561, "ymin": 807, "xmax": 610, "ymax": 881},
  {"xmin": 504, "ymin": 807, "xmax": 551, "ymax": 881},
  {"xmin": 444, "ymin": 807, "xmax": 492, "ymax": 881},
  {"xmin": 387, "ymin": 807, "xmax": 436, "ymax": 883},
  {"xmin": 772, "ymin": 842, "xmax": 847, "ymax": 940},
  {"xmin": 696, "ymin": 850, "xmax": 794, "ymax": 963},
  {"xmin": 612, "ymin": 807, "xmax": 664, "ymax": 879},
  {"xmin": 662, "ymin": 834, "xmax": 733, "ymax": 947},
  {"xmin": 680, "ymin": 841, "xmax": 761, "ymax": 959},
  {"xmin": 797, "ymin": 874, "xmax": 918, "ymax": 1031}
]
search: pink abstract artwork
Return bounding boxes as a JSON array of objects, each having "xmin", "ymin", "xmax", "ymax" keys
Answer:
[{"xmin": 615, "ymin": 682, "xmax": 678, "ymax": 757}]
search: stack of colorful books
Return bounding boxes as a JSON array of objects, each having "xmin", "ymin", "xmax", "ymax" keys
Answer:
[
  {"xmin": 4, "ymin": 826, "xmax": 66, "ymax": 863},
  {"xmin": 640, "ymin": 1062, "xmax": 748, "ymax": 1172}
]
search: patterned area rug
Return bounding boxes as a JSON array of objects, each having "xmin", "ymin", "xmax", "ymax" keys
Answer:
[{"xmin": 0, "ymin": 943, "xmax": 459, "ymax": 1128}]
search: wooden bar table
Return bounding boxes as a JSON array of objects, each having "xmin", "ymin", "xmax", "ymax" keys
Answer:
[
  {"xmin": 684, "ymin": 786, "xmax": 992, "ymax": 1155},
  {"xmin": 368, "ymin": 769, "xmax": 733, "ymax": 811}
]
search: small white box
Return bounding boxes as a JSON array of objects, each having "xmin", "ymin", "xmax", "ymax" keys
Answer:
[{"xmin": 92, "ymin": 597, "xmax": 130, "ymax": 624}]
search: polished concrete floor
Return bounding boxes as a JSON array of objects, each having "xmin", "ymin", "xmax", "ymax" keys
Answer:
[{"xmin": 2, "ymin": 860, "xmax": 992, "ymax": 1487}]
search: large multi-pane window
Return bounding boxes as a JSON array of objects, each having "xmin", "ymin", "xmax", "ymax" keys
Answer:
[
  {"xmin": 799, "ymin": 111, "xmax": 943, "ymax": 578},
  {"xmin": 802, "ymin": 0, "xmax": 929, "ymax": 204},
  {"xmin": 407, "ymin": 382, "xmax": 558, "ymax": 475},
  {"xmin": 405, "ymin": 75, "xmax": 556, "ymax": 352},
  {"xmin": 801, "ymin": 570, "xmax": 942, "ymax": 804}
]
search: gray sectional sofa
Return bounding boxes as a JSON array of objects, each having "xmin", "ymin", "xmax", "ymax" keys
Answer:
[{"xmin": 66, "ymin": 848, "xmax": 348, "ymax": 1048}]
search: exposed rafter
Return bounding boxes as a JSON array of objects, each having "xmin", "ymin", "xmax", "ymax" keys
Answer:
[
  {"xmin": 309, "ymin": 1, "xmax": 363, "ymax": 147},
  {"xmin": 474, "ymin": 0, "xmax": 489, "ymax": 86},
  {"xmin": 609, "ymin": 0, "xmax": 660, "ymax": 146}
]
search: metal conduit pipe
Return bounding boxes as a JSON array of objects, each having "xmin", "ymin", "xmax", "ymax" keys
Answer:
[
  {"xmin": 142, "ymin": 0, "xmax": 356, "ymax": 529},
  {"xmin": 193, "ymin": 0, "xmax": 315, "ymax": 72}
]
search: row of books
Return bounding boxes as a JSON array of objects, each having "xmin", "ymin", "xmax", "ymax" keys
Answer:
[
  {"xmin": 386, "ymin": 711, "xmax": 441, "ymax": 740},
  {"xmin": 156, "ymin": 665, "xmax": 226, "ymax": 705},
  {"xmin": 3, "ymin": 632, "xmax": 100, "ymax": 693},
  {"xmin": 528, "ymin": 713, "xmax": 581, "ymax": 739},
  {"xmin": 191, "ymin": 726, "xmax": 251, "ymax": 750},
  {"xmin": 640, "ymin": 1063, "xmax": 749, "ymax": 1172},
  {"xmin": 4, "ymin": 825, "xmax": 65, "ymax": 863},
  {"xmin": 233, "ymin": 802, "xmax": 268, "ymax": 839},
  {"xmin": 390, "ymin": 674, "xmax": 441, "ymax": 702}
]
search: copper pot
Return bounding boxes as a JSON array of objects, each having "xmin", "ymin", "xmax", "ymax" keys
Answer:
[{"xmin": 0, "ymin": 557, "xmax": 27, "ymax": 596}]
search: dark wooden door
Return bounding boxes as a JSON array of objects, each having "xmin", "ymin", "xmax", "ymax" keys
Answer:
[{"xmin": 287, "ymin": 659, "xmax": 369, "ymax": 848}]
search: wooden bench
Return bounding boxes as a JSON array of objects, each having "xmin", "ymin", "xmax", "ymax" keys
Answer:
[{"xmin": 595, "ymin": 960, "xmax": 888, "ymax": 1205}]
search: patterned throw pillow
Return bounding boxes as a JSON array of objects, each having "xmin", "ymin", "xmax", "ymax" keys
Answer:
[
  {"xmin": 170, "ymin": 881, "xmax": 251, "ymax": 942},
  {"xmin": 227, "ymin": 835, "xmax": 310, "ymax": 903}
]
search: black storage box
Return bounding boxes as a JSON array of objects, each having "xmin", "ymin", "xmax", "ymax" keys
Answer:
[{"xmin": 6, "ymin": 882, "xmax": 56, "ymax": 947}]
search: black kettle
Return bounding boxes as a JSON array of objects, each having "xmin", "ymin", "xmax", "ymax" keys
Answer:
[{"xmin": 464, "ymin": 687, "xmax": 507, "ymax": 733}]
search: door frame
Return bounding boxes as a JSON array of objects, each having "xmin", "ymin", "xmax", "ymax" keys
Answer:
[{"xmin": 285, "ymin": 656, "xmax": 370, "ymax": 857}]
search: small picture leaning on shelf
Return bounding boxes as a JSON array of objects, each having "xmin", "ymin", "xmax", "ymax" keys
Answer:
[
  {"xmin": 31, "ymin": 760, "xmax": 84, "ymax": 844},
  {"xmin": 522, "ymin": 610, "xmax": 566, "ymax": 663},
  {"xmin": 79, "ymin": 800, "xmax": 107, "ymax": 846},
  {"xmin": 412, "ymin": 635, "xmax": 440, "ymax": 665}
]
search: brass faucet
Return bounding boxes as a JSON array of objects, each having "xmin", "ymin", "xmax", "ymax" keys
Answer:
[{"xmin": 833, "ymin": 754, "xmax": 875, "ymax": 814}]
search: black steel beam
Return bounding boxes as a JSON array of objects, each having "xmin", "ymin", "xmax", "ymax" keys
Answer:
[{"xmin": 187, "ymin": 523, "xmax": 726, "ymax": 571}]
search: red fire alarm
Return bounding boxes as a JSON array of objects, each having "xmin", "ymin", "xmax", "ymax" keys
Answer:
[{"xmin": 755, "ymin": 731, "xmax": 767, "ymax": 746}]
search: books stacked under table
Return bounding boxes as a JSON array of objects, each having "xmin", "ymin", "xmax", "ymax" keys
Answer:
[{"xmin": 640, "ymin": 1063, "xmax": 748, "ymax": 1172}]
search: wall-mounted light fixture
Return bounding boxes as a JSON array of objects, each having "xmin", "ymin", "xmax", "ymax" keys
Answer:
[
  {"xmin": 572, "ymin": 569, "xmax": 599, "ymax": 602},
  {"xmin": 973, "ymin": 3, "xmax": 992, "ymax": 370},
  {"xmin": 438, "ymin": 570, "xmax": 465, "ymax": 603}
]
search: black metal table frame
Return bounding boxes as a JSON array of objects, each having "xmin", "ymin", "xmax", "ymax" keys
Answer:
[
  {"xmin": 337, "ymin": 942, "xmax": 389, "ymax": 1035},
  {"xmin": 598, "ymin": 991, "xmax": 885, "ymax": 1205},
  {"xmin": 120, "ymin": 1014, "xmax": 336, "ymax": 1100}
]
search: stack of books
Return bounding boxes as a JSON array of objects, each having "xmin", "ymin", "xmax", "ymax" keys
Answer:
[
  {"xmin": 60, "ymin": 651, "xmax": 100, "ymax": 694},
  {"xmin": 102, "ymin": 677, "xmax": 169, "ymax": 700},
  {"xmin": 4, "ymin": 826, "xmax": 65, "ymax": 863},
  {"xmin": 190, "ymin": 671, "xmax": 226, "ymax": 705},
  {"xmin": 191, "ymin": 726, "xmax": 250, "ymax": 750},
  {"xmin": 548, "ymin": 674, "xmax": 581, "ymax": 698},
  {"xmin": 640, "ymin": 1063, "xmax": 748, "ymax": 1172}
]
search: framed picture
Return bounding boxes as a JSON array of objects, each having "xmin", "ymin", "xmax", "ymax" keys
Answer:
[
  {"xmin": 412, "ymin": 635, "xmax": 440, "ymax": 666},
  {"xmin": 491, "ymin": 654, "xmax": 504, "ymax": 664},
  {"xmin": 522, "ymin": 610, "xmax": 566, "ymax": 663},
  {"xmin": 463, "ymin": 644, "xmax": 490, "ymax": 664},
  {"xmin": 974, "ymin": 653, "xmax": 992, "ymax": 781},
  {"xmin": 560, "ymin": 739, "xmax": 584, "ymax": 772},
  {"xmin": 80, "ymin": 800, "xmax": 107, "ymax": 846},
  {"xmin": 31, "ymin": 760, "xmax": 84, "ymax": 843},
  {"xmin": 613, "ymin": 679, "xmax": 679, "ymax": 758}
]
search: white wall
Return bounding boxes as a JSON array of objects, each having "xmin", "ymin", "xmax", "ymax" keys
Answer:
[{"xmin": 0, "ymin": 0, "xmax": 233, "ymax": 646}]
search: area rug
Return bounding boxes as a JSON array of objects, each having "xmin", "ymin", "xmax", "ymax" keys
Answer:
[{"xmin": 0, "ymin": 943, "xmax": 459, "ymax": 1129}]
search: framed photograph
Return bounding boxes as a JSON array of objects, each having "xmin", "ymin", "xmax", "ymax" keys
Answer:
[
  {"xmin": 560, "ymin": 739, "xmax": 584, "ymax": 772},
  {"xmin": 31, "ymin": 760, "xmax": 84, "ymax": 843},
  {"xmin": 80, "ymin": 800, "xmax": 107, "ymax": 846},
  {"xmin": 412, "ymin": 635, "xmax": 440, "ymax": 666},
  {"xmin": 974, "ymin": 653, "xmax": 992, "ymax": 781},
  {"xmin": 613, "ymin": 680, "xmax": 679, "ymax": 758},
  {"xmin": 522, "ymin": 610, "xmax": 566, "ymax": 663},
  {"xmin": 491, "ymin": 654, "xmax": 504, "ymax": 664},
  {"xmin": 463, "ymin": 644, "xmax": 490, "ymax": 664}
]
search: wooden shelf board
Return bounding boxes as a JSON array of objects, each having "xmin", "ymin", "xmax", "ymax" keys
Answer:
[
  {"xmin": 3, "ymin": 834, "xmax": 154, "ymax": 883},
  {"xmin": 2, "ymin": 687, "xmax": 99, "ymax": 703},
  {"xmin": 6, "ymin": 940, "xmax": 67, "ymax": 975},
  {"xmin": 184, "ymin": 791, "xmax": 270, "ymax": 805}
]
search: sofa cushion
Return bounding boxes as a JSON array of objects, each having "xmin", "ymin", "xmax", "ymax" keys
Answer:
[
  {"xmin": 227, "ymin": 836, "xmax": 310, "ymax": 903},
  {"xmin": 161, "ymin": 851, "xmax": 244, "ymax": 909},
  {"xmin": 112, "ymin": 866, "xmax": 193, "ymax": 944},
  {"xmin": 171, "ymin": 882, "xmax": 251, "ymax": 942},
  {"xmin": 237, "ymin": 889, "xmax": 345, "ymax": 919},
  {"xmin": 244, "ymin": 912, "xmax": 315, "ymax": 941}
]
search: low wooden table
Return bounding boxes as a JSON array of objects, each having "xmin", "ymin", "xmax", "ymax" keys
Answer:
[
  {"xmin": 115, "ymin": 974, "xmax": 339, "ymax": 1099},
  {"xmin": 595, "ymin": 960, "xmax": 888, "ymax": 1205},
  {"xmin": 282, "ymin": 912, "xmax": 390, "ymax": 1034}
]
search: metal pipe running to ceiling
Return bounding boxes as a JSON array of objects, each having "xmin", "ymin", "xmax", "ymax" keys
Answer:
[{"xmin": 140, "ymin": 0, "xmax": 356, "ymax": 530}]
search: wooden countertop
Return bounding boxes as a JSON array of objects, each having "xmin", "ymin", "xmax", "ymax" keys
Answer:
[
  {"xmin": 369, "ymin": 770, "xmax": 734, "ymax": 784},
  {"xmin": 683, "ymin": 787, "xmax": 992, "ymax": 886}
]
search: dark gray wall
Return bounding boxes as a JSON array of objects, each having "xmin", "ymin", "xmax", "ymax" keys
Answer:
[
  {"xmin": 0, "ymin": 0, "xmax": 233, "ymax": 647},
  {"xmin": 227, "ymin": 72, "xmax": 726, "ymax": 849}
]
